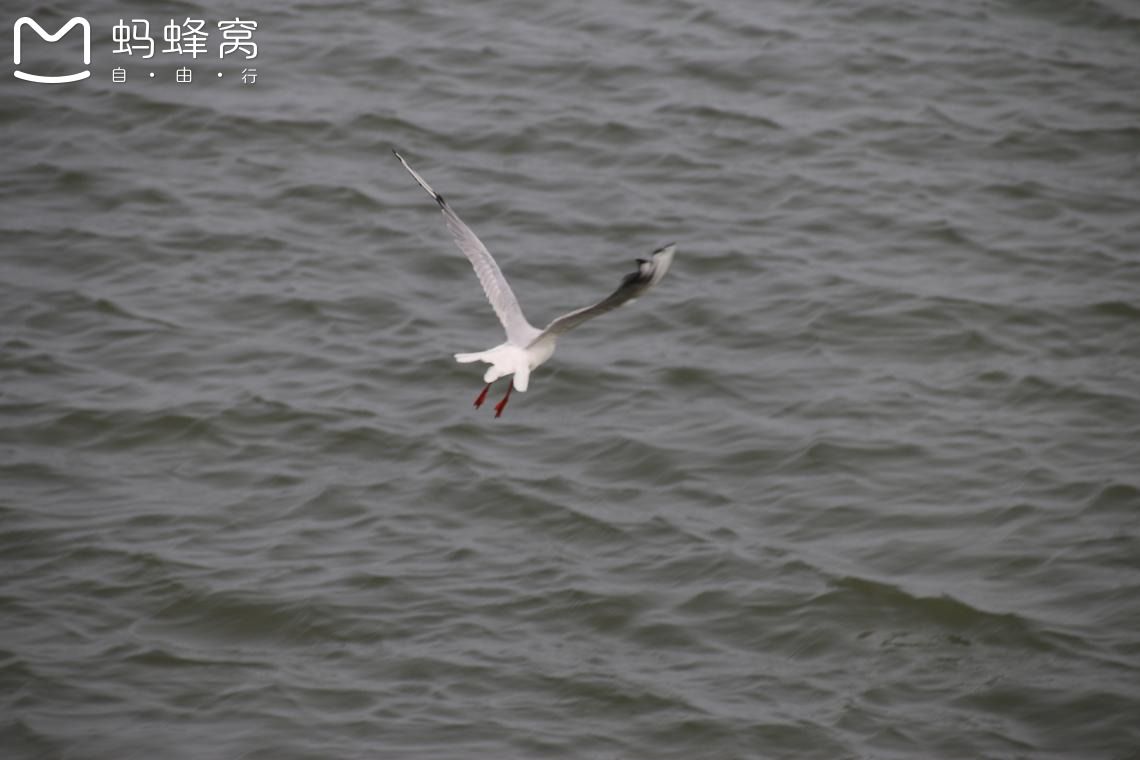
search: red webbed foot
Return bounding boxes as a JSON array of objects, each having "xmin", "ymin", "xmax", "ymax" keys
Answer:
[
  {"xmin": 493, "ymin": 383, "xmax": 514, "ymax": 418},
  {"xmin": 473, "ymin": 382, "xmax": 492, "ymax": 409}
]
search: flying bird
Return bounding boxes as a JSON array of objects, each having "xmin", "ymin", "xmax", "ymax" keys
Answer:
[{"xmin": 395, "ymin": 151, "xmax": 674, "ymax": 417}]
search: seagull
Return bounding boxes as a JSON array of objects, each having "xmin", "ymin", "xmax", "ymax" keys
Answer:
[{"xmin": 394, "ymin": 151, "xmax": 675, "ymax": 417}]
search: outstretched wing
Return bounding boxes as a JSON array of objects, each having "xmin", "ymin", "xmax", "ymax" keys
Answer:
[
  {"xmin": 535, "ymin": 243, "xmax": 675, "ymax": 342},
  {"xmin": 394, "ymin": 151, "xmax": 537, "ymax": 346}
]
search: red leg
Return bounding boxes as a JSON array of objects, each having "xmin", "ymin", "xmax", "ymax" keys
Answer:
[
  {"xmin": 473, "ymin": 382, "xmax": 492, "ymax": 409},
  {"xmin": 493, "ymin": 382, "xmax": 514, "ymax": 418}
]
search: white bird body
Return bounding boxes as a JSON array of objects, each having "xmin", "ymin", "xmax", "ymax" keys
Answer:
[
  {"xmin": 455, "ymin": 334, "xmax": 554, "ymax": 393},
  {"xmin": 395, "ymin": 150, "xmax": 675, "ymax": 416}
]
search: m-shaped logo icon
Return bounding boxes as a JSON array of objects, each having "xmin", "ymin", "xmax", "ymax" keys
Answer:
[{"xmin": 13, "ymin": 16, "xmax": 91, "ymax": 83}]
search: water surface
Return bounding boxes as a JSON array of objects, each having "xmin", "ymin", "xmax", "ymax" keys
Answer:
[{"xmin": 2, "ymin": 1, "xmax": 1139, "ymax": 758}]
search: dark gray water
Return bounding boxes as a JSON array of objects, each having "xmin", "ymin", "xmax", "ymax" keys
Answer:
[{"xmin": 3, "ymin": 1, "xmax": 1139, "ymax": 758}]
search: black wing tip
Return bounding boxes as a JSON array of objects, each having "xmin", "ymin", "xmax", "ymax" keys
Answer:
[
  {"xmin": 638, "ymin": 243, "xmax": 674, "ymax": 264},
  {"xmin": 393, "ymin": 149, "xmax": 447, "ymax": 206},
  {"xmin": 634, "ymin": 241, "xmax": 675, "ymax": 265}
]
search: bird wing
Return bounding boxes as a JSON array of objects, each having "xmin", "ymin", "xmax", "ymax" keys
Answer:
[
  {"xmin": 394, "ymin": 151, "xmax": 537, "ymax": 346},
  {"xmin": 534, "ymin": 243, "xmax": 675, "ymax": 343}
]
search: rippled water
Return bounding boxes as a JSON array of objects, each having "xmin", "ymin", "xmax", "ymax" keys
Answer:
[{"xmin": 3, "ymin": 1, "xmax": 1139, "ymax": 758}]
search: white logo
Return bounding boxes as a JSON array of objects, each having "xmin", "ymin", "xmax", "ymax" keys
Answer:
[{"xmin": 13, "ymin": 16, "xmax": 91, "ymax": 83}]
